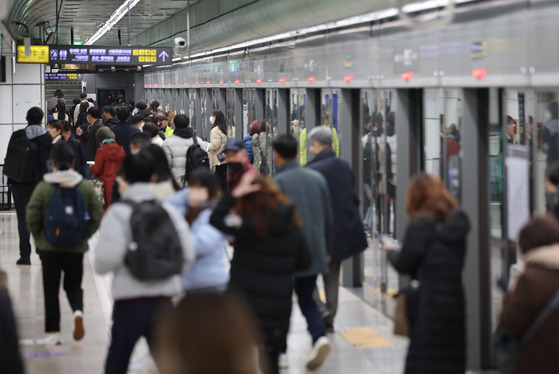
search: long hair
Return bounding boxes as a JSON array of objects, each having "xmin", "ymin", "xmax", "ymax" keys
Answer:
[
  {"xmin": 212, "ymin": 110, "xmax": 227, "ymax": 136},
  {"xmin": 139, "ymin": 144, "xmax": 180, "ymax": 191},
  {"xmin": 405, "ymin": 173, "xmax": 459, "ymax": 223},
  {"xmin": 236, "ymin": 176, "xmax": 301, "ymax": 237},
  {"xmin": 185, "ymin": 168, "xmax": 221, "ymax": 225},
  {"xmin": 155, "ymin": 292, "xmax": 259, "ymax": 374}
]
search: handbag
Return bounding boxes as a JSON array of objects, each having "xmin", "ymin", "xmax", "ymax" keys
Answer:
[
  {"xmin": 393, "ymin": 280, "xmax": 420, "ymax": 337},
  {"xmin": 494, "ymin": 287, "xmax": 559, "ymax": 374}
]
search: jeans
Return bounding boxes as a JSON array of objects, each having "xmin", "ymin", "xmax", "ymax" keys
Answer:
[
  {"xmin": 39, "ymin": 251, "xmax": 84, "ymax": 332},
  {"xmin": 11, "ymin": 183, "xmax": 35, "ymax": 260},
  {"xmin": 104, "ymin": 297, "xmax": 171, "ymax": 374},
  {"xmin": 294, "ymin": 275, "xmax": 326, "ymax": 344}
]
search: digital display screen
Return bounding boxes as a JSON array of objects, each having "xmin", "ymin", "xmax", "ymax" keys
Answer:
[{"xmin": 48, "ymin": 46, "xmax": 173, "ymax": 66}]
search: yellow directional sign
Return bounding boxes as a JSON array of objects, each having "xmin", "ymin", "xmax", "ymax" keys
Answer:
[{"xmin": 17, "ymin": 45, "xmax": 50, "ymax": 63}]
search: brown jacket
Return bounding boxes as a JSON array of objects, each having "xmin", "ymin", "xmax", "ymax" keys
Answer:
[{"xmin": 499, "ymin": 244, "xmax": 559, "ymax": 374}]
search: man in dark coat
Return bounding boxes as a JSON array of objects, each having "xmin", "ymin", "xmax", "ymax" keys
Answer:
[
  {"xmin": 273, "ymin": 134, "xmax": 333, "ymax": 370},
  {"xmin": 102, "ymin": 106, "xmax": 118, "ymax": 127},
  {"xmin": 110, "ymin": 105, "xmax": 140, "ymax": 156},
  {"xmin": 6, "ymin": 106, "xmax": 52, "ymax": 265},
  {"xmin": 306, "ymin": 126, "xmax": 368, "ymax": 332},
  {"xmin": 76, "ymin": 106, "xmax": 104, "ymax": 161}
]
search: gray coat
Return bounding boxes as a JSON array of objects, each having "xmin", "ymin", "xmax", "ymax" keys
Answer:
[{"xmin": 274, "ymin": 159, "xmax": 332, "ymax": 277}]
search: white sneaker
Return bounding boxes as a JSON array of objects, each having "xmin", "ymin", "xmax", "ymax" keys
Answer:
[
  {"xmin": 128, "ymin": 353, "xmax": 157, "ymax": 372},
  {"xmin": 278, "ymin": 353, "xmax": 288, "ymax": 369},
  {"xmin": 306, "ymin": 336, "xmax": 330, "ymax": 370},
  {"xmin": 43, "ymin": 332, "xmax": 62, "ymax": 346}
]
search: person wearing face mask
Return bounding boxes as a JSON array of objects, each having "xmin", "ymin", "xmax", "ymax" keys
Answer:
[
  {"xmin": 204, "ymin": 111, "xmax": 229, "ymax": 191},
  {"xmin": 90, "ymin": 127, "xmax": 125, "ymax": 210},
  {"xmin": 102, "ymin": 106, "xmax": 118, "ymax": 127},
  {"xmin": 223, "ymin": 138, "xmax": 255, "ymax": 191}
]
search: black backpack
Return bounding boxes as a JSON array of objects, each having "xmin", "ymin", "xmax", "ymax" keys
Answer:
[
  {"xmin": 120, "ymin": 199, "xmax": 184, "ymax": 281},
  {"xmin": 182, "ymin": 134, "xmax": 209, "ymax": 185},
  {"xmin": 4, "ymin": 130, "xmax": 38, "ymax": 183}
]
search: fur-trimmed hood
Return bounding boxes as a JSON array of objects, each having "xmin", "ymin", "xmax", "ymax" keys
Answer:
[{"xmin": 523, "ymin": 244, "xmax": 559, "ymax": 271}]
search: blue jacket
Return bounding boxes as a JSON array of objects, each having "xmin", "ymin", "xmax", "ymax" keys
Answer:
[
  {"xmin": 306, "ymin": 150, "xmax": 368, "ymax": 262},
  {"xmin": 243, "ymin": 134, "xmax": 254, "ymax": 163},
  {"xmin": 168, "ymin": 189, "xmax": 230, "ymax": 292}
]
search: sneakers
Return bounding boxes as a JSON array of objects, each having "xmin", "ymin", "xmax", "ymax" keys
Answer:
[
  {"xmin": 16, "ymin": 257, "xmax": 31, "ymax": 265},
  {"xmin": 44, "ymin": 332, "xmax": 62, "ymax": 346},
  {"xmin": 129, "ymin": 353, "xmax": 157, "ymax": 372},
  {"xmin": 278, "ymin": 353, "xmax": 289, "ymax": 369},
  {"xmin": 73, "ymin": 310, "xmax": 85, "ymax": 341},
  {"xmin": 306, "ymin": 336, "xmax": 331, "ymax": 370}
]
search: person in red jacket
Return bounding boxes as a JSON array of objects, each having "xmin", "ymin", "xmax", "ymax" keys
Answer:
[{"xmin": 90, "ymin": 127, "xmax": 125, "ymax": 210}]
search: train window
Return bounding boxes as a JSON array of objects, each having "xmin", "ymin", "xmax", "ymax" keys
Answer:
[{"xmin": 290, "ymin": 89, "xmax": 306, "ymax": 164}]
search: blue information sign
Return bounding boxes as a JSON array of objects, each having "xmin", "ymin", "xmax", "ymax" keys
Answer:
[{"xmin": 49, "ymin": 46, "xmax": 173, "ymax": 66}]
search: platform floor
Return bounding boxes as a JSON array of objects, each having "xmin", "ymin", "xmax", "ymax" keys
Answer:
[{"xmin": 0, "ymin": 211, "xmax": 491, "ymax": 373}]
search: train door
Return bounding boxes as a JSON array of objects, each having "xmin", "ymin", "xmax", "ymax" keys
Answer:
[
  {"xmin": 200, "ymin": 88, "xmax": 209, "ymax": 140},
  {"xmin": 188, "ymin": 89, "xmax": 197, "ymax": 136},
  {"xmin": 321, "ymin": 89, "xmax": 340, "ymax": 154},
  {"xmin": 290, "ymin": 88, "xmax": 306, "ymax": 164},
  {"xmin": 264, "ymin": 88, "xmax": 278, "ymax": 176},
  {"xmin": 226, "ymin": 89, "xmax": 236, "ymax": 139}
]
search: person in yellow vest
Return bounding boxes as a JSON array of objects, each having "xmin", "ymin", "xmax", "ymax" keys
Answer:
[{"xmin": 156, "ymin": 111, "xmax": 174, "ymax": 139}]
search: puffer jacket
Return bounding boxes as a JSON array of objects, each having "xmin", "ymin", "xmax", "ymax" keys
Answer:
[
  {"xmin": 90, "ymin": 140, "xmax": 125, "ymax": 210},
  {"xmin": 162, "ymin": 127, "xmax": 204, "ymax": 185},
  {"xmin": 205, "ymin": 126, "xmax": 227, "ymax": 168},
  {"xmin": 26, "ymin": 169, "xmax": 103, "ymax": 254},
  {"xmin": 93, "ymin": 183, "xmax": 195, "ymax": 301},
  {"xmin": 243, "ymin": 134, "xmax": 254, "ymax": 164}
]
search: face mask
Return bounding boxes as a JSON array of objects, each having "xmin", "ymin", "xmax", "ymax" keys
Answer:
[
  {"xmin": 210, "ymin": 116, "xmax": 216, "ymax": 125},
  {"xmin": 228, "ymin": 162, "xmax": 243, "ymax": 173}
]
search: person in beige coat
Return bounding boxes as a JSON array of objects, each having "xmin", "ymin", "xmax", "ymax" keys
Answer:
[{"xmin": 204, "ymin": 110, "xmax": 228, "ymax": 191}]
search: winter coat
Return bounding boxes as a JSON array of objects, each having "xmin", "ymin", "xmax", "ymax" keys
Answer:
[
  {"xmin": 161, "ymin": 127, "xmax": 204, "ymax": 185},
  {"xmin": 78, "ymin": 119, "xmax": 104, "ymax": 161},
  {"xmin": 252, "ymin": 133, "xmax": 272, "ymax": 176},
  {"xmin": 210, "ymin": 193, "xmax": 311, "ymax": 351},
  {"xmin": 168, "ymin": 189, "xmax": 229, "ymax": 292},
  {"xmin": 307, "ymin": 150, "xmax": 368, "ymax": 262},
  {"xmin": 499, "ymin": 244, "xmax": 559, "ymax": 374},
  {"xmin": 6, "ymin": 125, "xmax": 52, "ymax": 186},
  {"xmin": 110, "ymin": 121, "xmax": 140, "ymax": 156},
  {"xmin": 26, "ymin": 169, "xmax": 103, "ymax": 254},
  {"xmin": 90, "ymin": 140, "xmax": 125, "ymax": 210},
  {"xmin": 104, "ymin": 118, "xmax": 118, "ymax": 127},
  {"xmin": 388, "ymin": 210, "xmax": 470, "ymax": 374},
  {"xmin": 151, "ymin": 136, "xmax": 164, "ymax": 147},
  {"xmin": 205, "ymin": 126, "xmax": 227, "ymax": 168},
  {"xmin": 0, "ymin": 270, "xmax": 25, "ymax": 374},
  {"xmin": 64, "ymin": 135, "xmax": 90, "ymax": 178},
  {"xmin": 274, "ymin": 159, "xmax": 332, "ymax": 277},
  {"xmin": 299, "ymin": 125, "xmax": 339, "ymax": 166},
  {"xmin": 93, "ymin": 183, "xmax": 195, "ymax": 301},
  {"xmin": 243, "ymin": 134, "xmax": 254, "ymax": 164}
]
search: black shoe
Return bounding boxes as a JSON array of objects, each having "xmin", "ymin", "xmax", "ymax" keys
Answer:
[
  {"xmin": 16, "ymin": 257, "xmax": 31, "ymax": 265},
  {"xmin": 325, "ymin": 323, "xmax": 334, "ymax": 334}
]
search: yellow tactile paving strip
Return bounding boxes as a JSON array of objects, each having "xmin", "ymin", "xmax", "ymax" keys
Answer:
[{"xmin": 339, "ymin": 326, "xmax": 393, "ymax": 349}]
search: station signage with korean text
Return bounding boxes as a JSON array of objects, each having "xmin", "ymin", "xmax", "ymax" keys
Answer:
[
  {"xmin": 45, "ymin": 73, "xmax": 83, "ymax": 81},
  {"xmin": 49, "ymin": 46, "xmax": 173, "ymax": 66},
  {"xmin": 17, "ymin": 45, "xmax": 50, "ymax": 63}
]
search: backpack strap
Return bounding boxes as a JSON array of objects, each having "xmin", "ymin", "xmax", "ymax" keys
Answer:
[{"xmin": 520, "ymin": 287, "xmax": 559, "ymax": 349}]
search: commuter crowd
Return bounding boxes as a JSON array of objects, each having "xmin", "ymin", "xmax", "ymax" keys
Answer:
[{"xmin": 2, "ymin": 92, "xmax": 559, "ymax": 374}]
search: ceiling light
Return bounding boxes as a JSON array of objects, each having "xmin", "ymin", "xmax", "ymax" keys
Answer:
[{"xmin": 85, "ymin": 0, "xmax": 141, "ymax": 45}]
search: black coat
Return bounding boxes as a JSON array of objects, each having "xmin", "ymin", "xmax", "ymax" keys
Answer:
[
  {"xmin": 7, "ymin": 126, "xmax": 52, "ymax": 186},
  {"xmin": 306, "ymin": 150, "xmax": 368, "ymax": 262},
  {"xmin": 210, "ymin": 193, "xmax": 310, "ymax": 351},
  {"xmin": 110, "ymin": 121, "xmax": 140, "ymax": 156},
  {"xmin": 79, "ymin": 119, "xmax": 104, "ymax": 162},
  {"xmin": 64, "ymin": 135, "xmax": 90, "ymax": 178},
  {"xmin": 388, "ymin": 210, "xmax": 470, "ymax": 374}
]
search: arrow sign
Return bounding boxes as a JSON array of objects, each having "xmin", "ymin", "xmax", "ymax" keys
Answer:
[{"xmin": 159, "ymin": 51, "xmax": 169, "ymax": 62}]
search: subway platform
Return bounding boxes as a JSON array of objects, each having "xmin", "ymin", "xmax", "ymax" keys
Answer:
[{"xmin": 1, "ymin": 211, "xmax": 490, "ymax": 373}]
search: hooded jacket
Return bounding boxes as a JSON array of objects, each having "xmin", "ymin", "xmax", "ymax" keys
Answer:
[
  {"xmin": 6, "ymin": 124, "xmax": 52, "ymax": 186},
  {"xmin": 26, "ymin": 169, "xmax": 103, "ymax": 254},
  {"xmin": 93, "ymin": 183, "xmax": 195, "ymax": 301},
  {"xmin": 90, "ymin": 140, "xmax": 125, "ymax": 209},
  {"xmin": 388, "ymin": 210, "xmax": 470, "ymax": 374},
  {"xmin": 161, "ymin": 127, "xmax": 204, "ymax": 185},
  {"xmin": 499, "ymin": 244, "xmax": 559, "ymax": 374}
]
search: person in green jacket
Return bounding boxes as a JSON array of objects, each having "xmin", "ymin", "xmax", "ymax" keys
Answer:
[
  {"xmin": 26, "ymin": 143, "xmax": 103, "ymax": 346},
  {"xmin": 252, "ymin": 120, "xmax": 273, "ymax": 176}
]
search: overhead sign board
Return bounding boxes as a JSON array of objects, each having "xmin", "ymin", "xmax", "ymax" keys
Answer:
[
  {"xmin": 49, "ymin": 46, "xmax": 173, "ymax": 66},
  {"xmin": 17, "ymin": 45, "xmax": 50, "ymax": 63},
  {"xmin": 45, "ymin": 73, "xmax": 83, "ymax": 81}
]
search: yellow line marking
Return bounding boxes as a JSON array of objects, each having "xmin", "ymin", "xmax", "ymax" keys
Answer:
[{"xmin": 339, "ymin": 326, "xmax": 393, "ymax": 349}]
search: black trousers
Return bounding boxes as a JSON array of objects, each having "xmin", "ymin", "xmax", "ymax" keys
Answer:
[
  {"xmin": 11, "ymin": 183, "xmax": 35, "ymax": 260},
  {"xmin": 214, "ymin": 164, "xmax": 228, "ymax": 192},
  {"xmin": 39, "ymin": 251, "xmax": 84, "ymax": 332},
  {"xmin": 105, "ymin": 297, "xmax": 171, "ymax": 374}
]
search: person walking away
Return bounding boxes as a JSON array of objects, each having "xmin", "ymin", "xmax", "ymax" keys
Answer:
[
  {"xmin": 61, "ymin": 122, "xmax": 90, "ymax": 178},
  {"xmin": 142, "ymin": 122, "xmax": 164, "ymax": 147},
  {"xmin": 93, "ymin": 152, "xmax": 194, "ymax": 374},
  {"xmin": 273, "ymin": 134, "xmax": 333, "ymax": 370},
  {"xmin": 52, "ymin": 100, "xmax": 69, "ymax": 122},
  {"xmin": 498, "ymin": 216, "xmax": 559, "ymax": 374},
  {"xmin": 305, "ymin": 126, "xmax": 368, "ymax": 332},
  {"xmin": 252, "ymin": 120, "xmax": 273, "ymax": 176},
  {"xmin": 210, "ymin": 172, "xmax": 311, "ymax": 374},
  {"xmin": 74, "ymin": 93, "xmax": 93, "ymax": 124},
  {"xmin": 204, "ymin": 110, "xmax": 228, "ymax": 191},
  {"xmin": 168, "ymin": 169, "xmax": 229, "ymax": 293},
  {"xmin": 90, "ymin": 127, "xmax": 125, "ymax": 210},
  {"xmin": 223, "ymin": 138, "xmax": 254, "ymax": 191},
  {"xmin": 48, "ymin": 90, "xmax": 63, "ymax": 113},
  {"xmin": 5, "ymin": 107, "xmax": 52, "ymax": 265},
  {"xmin": 140, "ymin": 144, "xmax": 181, "ymax": 200},
  {"xmin": 75, "ymin": 101, "xmax": 90, "ymax": 129},
  {"xmin": 26, "ymin": 143, "xmax": 103, "ymax": 345},
  {"xmin": 384, "ymin": 173, "xmax": 470, "ymax": 374},
  {"xmin": 111, "ymin": 105, "xmax": 140, "ymax": 156},
  {"xmin": 162, "ymin": 114, "xmax": 204, "ymax": 185},
  {"xmin": 243, "ymin": 120, "xmax": 259, "ymax": 164},
  {"xmin": 76, "ymin": 107, "xmax": 104, "ymax": 162}
]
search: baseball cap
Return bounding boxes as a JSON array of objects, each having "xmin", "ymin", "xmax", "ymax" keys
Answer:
[{"xmin": 224, "ymin": 138, "xmax": 244, "ymax": 152}]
